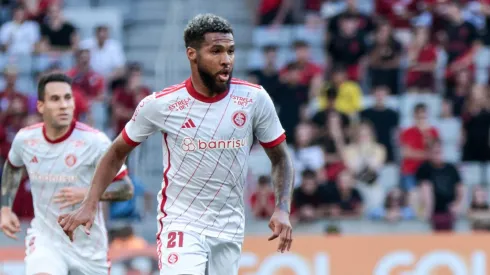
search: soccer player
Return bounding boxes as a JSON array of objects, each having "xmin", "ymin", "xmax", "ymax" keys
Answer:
[
  {"xmin": 58, "ymin": 14, "xmax": 294, "ymax": 275},
  {"xmin": 0, "ymin": 73, "xmax": 133, "ymax": 275}
]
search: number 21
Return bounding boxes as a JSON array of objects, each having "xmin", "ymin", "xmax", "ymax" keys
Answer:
[{"xmin": 167, "ymin": 231, "xmax": 184, "ymax": 248}]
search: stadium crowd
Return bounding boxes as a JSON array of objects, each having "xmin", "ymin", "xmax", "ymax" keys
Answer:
[
  {"xmin": 1, "ymin": 0, "xmax": 490, "ymax": 246},
  {"xmin": 247, "ymin": 0, "xmax": 490, "ymax": 232}
]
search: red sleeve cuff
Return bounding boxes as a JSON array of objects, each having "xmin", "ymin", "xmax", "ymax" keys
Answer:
[
  {"xmin": 260, "ymin": 133, "xmax": 286, "ymax": 148},
  {"xmin": 122, "ymin": 128, "xmax": 140, "ymax": 147},
  {"xmin": 7, "ymin": 157, "xmax": 23, "ymax": 168},
  {"xmin": 112, "ymin": 169, "xmax": 128, "ymax": 182}
]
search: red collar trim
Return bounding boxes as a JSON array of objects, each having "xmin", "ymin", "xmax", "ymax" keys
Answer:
[
  {"xmin": 185, "ymin": 77, "xmax": 229, "ymax": 103},
  {"xmin": 43, "ymin": 120, "xmax": 76, "ymax": 144}
]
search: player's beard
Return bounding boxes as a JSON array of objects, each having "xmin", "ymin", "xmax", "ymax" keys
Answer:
[{"xmin": 197, "ymin": 62, "xmax": 232, "ymax": 94}]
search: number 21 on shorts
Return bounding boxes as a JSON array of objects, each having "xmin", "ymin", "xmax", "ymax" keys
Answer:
[{"xmin": 167, "ymin": 231, "xmax": 184, "ymax": 248}]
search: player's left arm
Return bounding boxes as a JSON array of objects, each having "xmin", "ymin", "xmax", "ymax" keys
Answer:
[
  {"xmin": 253, "ymin": 87, "xmax": 294, "ymax": 252},
  {"xmin": 263, "ymin": 143, "xmax": 294, "ymax": 214}
]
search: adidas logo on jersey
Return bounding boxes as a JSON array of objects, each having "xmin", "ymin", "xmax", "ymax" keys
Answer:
[
  {"xmin": 181, "ymin": 119, "xmax": 196, "ymax": 129},
  {"xmin": 30, "ymin": 156, "xmax": 38, "ymax": 163}
]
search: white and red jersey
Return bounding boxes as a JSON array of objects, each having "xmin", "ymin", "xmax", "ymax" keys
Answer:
[
  {"xmin": 7, "ymin": 121, "xmax": 128, "ymax": 260},
  {"xmin": 122, "ymin": 78, "xmax": 285, "ymax": 242}
]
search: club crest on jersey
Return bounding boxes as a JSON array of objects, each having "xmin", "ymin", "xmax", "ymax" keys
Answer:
[
  {"xmin": 65, "ymin": 154, "xmax": 77, "ymax": 167},
  {"xmin": 168, "ymin": 253, "xmax": 179, "ymax": 265},
  {"xmin": 231, "ymin": 95, "xmax": 253, "ymax": 107},
  {"xmin": 231, "ymin": 111, "xmax": 247, "ymax": 128}
]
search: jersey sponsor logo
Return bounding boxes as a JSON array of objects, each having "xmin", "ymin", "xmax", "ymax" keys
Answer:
[
  {"xmin": 231, "ymin": 95, "xmax": 253, "ymax": 107},
  {"xmin": 24, "ymin": 138, "xmax": 41, "ymax": 147},
  {"xmin": 168, "ymin": 98, "xmax": 191, "ymax": 112},
  {"xmin": 181, "ymin": 137, "xmax": 247, "ymax": 152},
  {"xmin": 30, "ymin": 172, "xmax": 77, "ymax": 183},
  {"xmin": 231, "ymin": 111, "xmax": 247, "ymax": 128},
  {"xmin": 65, "ymin": 154, "xmax": 77, "ymax": 167},
  {"xmin": 181, "ymin": 118, "xmax": 196, "ymax": 129},
  {"xmin": 30, "ymin": 156, "xmax": 38, "ymax": 163},
  {"xmin": 71, "ymin": 140, "xmax": 86, "ymax": 148},
  {"xmin": 167, "ymin": 252, "xmax": 179, "ymax": 265}
]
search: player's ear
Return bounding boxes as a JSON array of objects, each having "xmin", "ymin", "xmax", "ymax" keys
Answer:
[
  {"xmin": 36, "ymin": 100, "xmax": 44, "ymax": 115},
  {"xmin": 187, "ymin": 47, "xmax": 197, "ymax": 63}
]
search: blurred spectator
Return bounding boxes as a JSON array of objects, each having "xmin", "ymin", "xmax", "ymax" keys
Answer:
[
  {"xmin": 280, "ymin": 40, "xmax": 323, "ymax": 88},
  {"xmin": 370, "ymin": 187, "xmax": 415, "ymax": 222},
  {"xmin": 317, "ymin": 110, "xmax": 350, "ymax": 181},
  {"xmin": 375, "ymin": 0, "xmax": 422, "ymax": 30},
  {"xmin": 400, "ymin": 103, "xmax": 439, "ymax": 192},
  {"xmin": 289, "ymin": 123, "xmax": 325, "ymax": 187},
  {"xmin": 38, "ymin": 4, "xmax": 78, "ymax": 53},
  {"xmin": 0, "ymin": 4, "xmax": 40, "ymax": 55},
  {"xmin": 109, "ymin": 225, "xmax": 148, "ymax": 251},
  {"xmin": 251, "ymin": 0, "xmax": 293, "ymax": 26},
  {"xmin": 341, "ymin": 120, "xmax": 386, "ymax": 212},
  {"xmin": 417, "ymin": 140, "xmax": 464, "ymax": 231},
  {"xmin": 276, "ymin": 62, "xmax": 309, "ymax": 140},
  {"xmin": 325, "ymin": 169, "xmax": 363, "ymax": 218},
  {"xmin": 478, "ymin": 0, "xmax": 490, "ymax": 85},
  {"xmin": 66, "ymin": 49, "xmax": 105, "ymax": 102},
  {"xmin": 326, "ymin": 0, "xmax": 375, "ymax": 39},
  {"xmin": 449, "ymin": 69, "xmax": 472, "ymax": 116},
  {"xmin": 249, "ymin": 175, "xmax": 275, "ymax": 219},
  {"xmin": 360, "ymin": 85, "xmax": 399, "ymax": 162},
  {"xmin": 249, "ymin": 45, "xmax": 281, "ymax": 103},
  {"xmin": 109, "ymin": 173, "xmax": 152, "ymax": 222},
  {"xmin": 461, "ymin": 85, "xmax": 490, "ymax": 162},
  {"xmin": 435, "ymin": 98, "xmax": 461, "ymax": 163},
  {"xmin": 24, "ymin": 0, "xmax": 61, "ymax": 23},
  {"xmin": 0, "ymin": 66, "xmax": 29, "ymax": 131},
  {"xmin": 468, "ymin": 185, "xmax": 490, "ymax": 231},
  {"xmin": 327, "ymin": 13, "xmax": 368, "ymax": 82},
  {"xmin": 368, "ymin": 21, "xmax": 402, "ymax": 95},
  {"xmin": 292, "ymin": 169, "xmax": 327, "ymax": 222},
  {"xmin": 80, "ymin": 25, "xmax": 126, "ymax": 81},
  {"xmin": 315, "ymin": 65, "xmax": 362, "ymax": 116},
  {"xmin": 406, "ymin": 26, "xmax": 437, "ymax": 93},
  {"xmin": 441, "ymin": 1, "xmax": 480, "ymax": 94},
  {"xmin": 112, "ymin": 63, "xmax": 151, "ymax": 135}
]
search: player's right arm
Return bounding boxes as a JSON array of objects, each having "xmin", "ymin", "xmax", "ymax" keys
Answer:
[
  {"xmin": 0, "ymin": 132, "xmax": 25, "ymax": 239},
  {"xmin": 58, "ymin": 94, "xmax": 159, "ymax": 238}
]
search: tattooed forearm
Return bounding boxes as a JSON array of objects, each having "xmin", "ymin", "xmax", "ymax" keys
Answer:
[
  {"xmin": 99, "ymin": 176, "xmax": 134, "ymax": 202},
  {"xmin": 264, "ymin": 142, "xmax": 294, "ymax": 213},
  {"xmin": 1, "ymin": 162, "xmax": 25, "ymax": 208}
]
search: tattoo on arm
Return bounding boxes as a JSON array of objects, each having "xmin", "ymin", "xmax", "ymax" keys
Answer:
[
  {"xmin": 99, "ymin": 176, "xmax": 134, "ymax": 202},
  {"xmin": 264, "ymin": 142, "xmax": 294, "ymax": 213},
  {"xmin": 1, "ymin": 162, "xmax": 25, "ymax": 208}
]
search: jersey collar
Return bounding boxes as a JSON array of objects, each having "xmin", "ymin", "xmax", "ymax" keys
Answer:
[
  {"xmin": 42, "ymin": 120, "xmax": 76, "ymax": 144},
  {"xmin": 185, "ymin": 77, "xmax": 229, "ymax": 103}
]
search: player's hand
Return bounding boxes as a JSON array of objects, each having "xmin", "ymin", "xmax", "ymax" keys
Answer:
[
  {"xmin": 57, "ymin": 201, "xmax": 96, "ymax": 242},
  {"xmin": 53, "ymin": 187, "xmax": 87, "ymax": 209},
  {"xmin": 268, "ymin": 209, "xmax": 293, "ymax": 253},
  {"xmin": 0, "ymin": 208, "xmax": 21, "ymax": 240}
]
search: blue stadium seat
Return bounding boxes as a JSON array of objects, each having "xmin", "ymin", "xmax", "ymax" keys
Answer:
[
  {"xmin": 291, "ymin": 25, "xmax": 325, "ymax": 47},
  {"xmin": 361, "ymin": 95, "xmax": 401, "ymax": 110},
  {"xmin": 252, "ymin": 26, "xmax": 293, "ymax": 48},
  {"xmin": 399, "ymin": 94, "xmax": 442, "ymax": 128},
  {"xmin": 64, "ymin": 8, "xmax": 123, "ymax": 41}
]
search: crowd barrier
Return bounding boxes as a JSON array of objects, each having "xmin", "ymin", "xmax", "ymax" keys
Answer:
[{"xmin": 1, "ymin": 233, "xmax": 489, "ymax": 275}]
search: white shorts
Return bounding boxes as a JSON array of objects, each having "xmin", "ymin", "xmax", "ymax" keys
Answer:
[
  {"xmin": 24, "ymin": 229, "xmax": 110, "ymax": 275},
  {"xmin": 158, "ymin": 230, "xmax": 241, "ymax": 275}
]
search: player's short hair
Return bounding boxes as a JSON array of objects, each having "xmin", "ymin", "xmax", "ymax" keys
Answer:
[
  {"xmin": 183, "ymin": 13, "xmax": 233, "ymax": 49},
  {"xmin": 413, "ymin": 103, "xmax": 427, "ymax": 113},
  {"xmin": 37, "ymin": 73, "xmax": 72, "ymax": 101}
]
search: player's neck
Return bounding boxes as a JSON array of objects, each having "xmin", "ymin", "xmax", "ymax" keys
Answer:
[
  {"xmin": 44, "ymin": 124, "xmax": 72, "ymax": 142},
  {"xmin": 190, "ymin": 74, "xmax": 214, "ymax": 97}
]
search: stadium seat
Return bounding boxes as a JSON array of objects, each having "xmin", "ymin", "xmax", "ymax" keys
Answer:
[
  {"xmin": 399, "ymin": 93, "xmax": 442, "ymax": 128},
  {"xmin": 252, "ymin": 26, "xmax": 293, "ymax": 48},
  {"xmin": 460, "ymin": 162, "xmax": 485, "ymax": 186},
  {"xmin": 361, "ymin": 95, "xmax": 401, "ymax": 110},
  {"xmin": 291, "ymin": 25, "xmax": 325, "ymax": 47},
  {"xmin": 64, "ymin": 8, "xmax": 123, "ymax": 41},
  {"xmin": 377, "ymin": 164, "xmax": 400, "ymax": 191}
]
